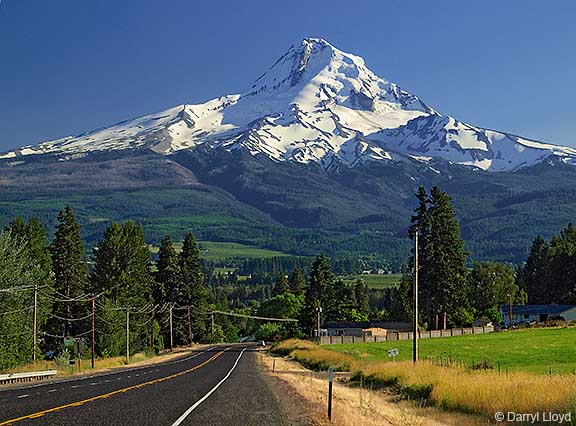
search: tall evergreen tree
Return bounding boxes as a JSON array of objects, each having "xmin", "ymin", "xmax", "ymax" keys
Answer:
[
  {"xmin": 354, "ymin": 279, "xmax": 369, "ymax": 315},
  {"xmin": 410, "ymin": 186, "xmax": 432, "ymax": 323},
  {"xmin": 523, "ymin": 235, "xmax": 550, "ymax": 303},
  {"xmin": 91, "ymin": 222, "xmax": 153, "ymax": 305},
  {"xmin": 91, "ymin": 221, "xmax": 154, "ymax": 355},
  {"xmin": 301, "ymin": 255, "xmax": 333, "ymax": 335},
  {"xmin": 547, "ymin": 223, "xmax": 576, "ymax": 303},
  {"xmin": 155, "ymin": 235, "xmax": 180, "ymax": 304},
  {"xmin": 410, "ymin": 187, "xmax": 471, "ymax": 328},
  {"xmin": 178, "ymin": 232, "xmax": 207, "ymax": 343},
  {"xmin": 49, "ymin": 206, "xmax": 88, "ymax": 336},
  {"xmin": 427, "ymin": 186, "xmax": 470, "ymax": 326},
  {"xmin": 272, "ymin": 273, "xmax": 290, "ymax": 296},
  {"xmin": 288, "ymin": 267, "xmax": 305, "ymax": 295}
]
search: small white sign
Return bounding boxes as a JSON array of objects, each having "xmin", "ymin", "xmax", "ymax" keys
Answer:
[{"xmin": 387, "ymin": 348, "xmax": 399, "ymax": 357}]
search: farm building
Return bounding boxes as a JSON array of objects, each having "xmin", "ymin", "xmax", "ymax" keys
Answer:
[
  {"xmin": 500, "ymin": 305, "xmax": 576, "ymax": 326},
  {"xmin": 323, "ymin": 321, "xmax": 412, "ymax": 337}
]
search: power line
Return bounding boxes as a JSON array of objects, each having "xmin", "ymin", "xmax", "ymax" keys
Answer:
[
  {"xmin": 212, "ymin": 310, "xmax": 298, "ymax": 322},
  {"xmin": 0, "ymin": 284, "xmax": 48, "ymax": 293},
  {"xmin": 49, "ymin": 312, "xmax": 93, "ymax": 322},
  {"xmin": 43, "ymin": 329, "xmax": 93, "ymax": 339}
]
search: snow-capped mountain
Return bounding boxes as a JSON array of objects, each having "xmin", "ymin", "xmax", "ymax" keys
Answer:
[{"xmin": 2, "ymin": 38, "xmax": 576, "ymax": 172}]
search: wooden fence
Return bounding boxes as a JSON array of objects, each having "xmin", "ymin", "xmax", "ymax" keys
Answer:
[{"xmin": 319, "ymin": 325, "xmax": 494, "ymax": 345}]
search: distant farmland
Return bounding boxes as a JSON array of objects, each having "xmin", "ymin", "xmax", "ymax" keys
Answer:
[
  {"xmin": 340, "ymin": 273, "xmax": 402, "ymax": 289},
  {"xmin": 150, "ymin": 240, "xmax": 289, "ymax": 260}
]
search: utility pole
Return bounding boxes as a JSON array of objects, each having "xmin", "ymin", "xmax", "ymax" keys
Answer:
[
  {"xmin": 508, "ymin": 293, "xmax": 513, "ymax": 326},
  {"xmin": 150, "ymin": 305, "xmax": 155, "ymax": 353},
  {"xmin": 33, "ymin": 284, "xmax": 37, "ymax": 364},
  {"xmin": 413, "ymin": 227, "xmax": 419, "ymax": 363},
  {"xmin": 211, "ymin": 311, "xmax": 215, "ymax": 336},
  {"xmin": 169, "ymin": 303, "xmax": 174, "ymax": 351},
  {"xmin": 187, "ymin": 306, "xmax": 193, "ymax": 347},
  {"xmin": 316, "ymin": 306, "xmax": 322, "ymax": 341},
  {"xmin": 126, "ymin": 308, "xmax": 130, "ymax": 364},
  {"xmin": 91, "ymin": 294, "xmax": 95, "ymax": 369}
]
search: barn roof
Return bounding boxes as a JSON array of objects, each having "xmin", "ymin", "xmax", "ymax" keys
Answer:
[{"xmin": 500, "ymin": 305, "xmax": 576, "ymax": 315}]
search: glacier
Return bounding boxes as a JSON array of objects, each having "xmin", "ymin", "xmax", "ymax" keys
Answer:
[{"xmin": 2, "ymin": 37, "xmax": 576, "ymax": 172}]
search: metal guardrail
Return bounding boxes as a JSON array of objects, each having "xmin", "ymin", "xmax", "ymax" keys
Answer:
[{"xmin": 0, "ymin": 370, "xmax": 57, "ymax": 385}]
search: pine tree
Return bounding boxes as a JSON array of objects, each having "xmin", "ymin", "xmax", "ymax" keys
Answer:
[
  {"xmin": 272, "ymin": 273, "xmax": 290, "ymax": 296},
  {"xmin": 426, "ymin": 186, "xmax": 470, "ymax": 327},
  {"xmin": 178, "ymin": 232, "xmax": 207, "ymax": 342},
  {"xmin": 410, "ymin": 187, "xmax": 471, "ymax": 328},
  {"xmin": 547, "ymin": 224, "xmax": 576, "ymax": 303},
  {"xmin": 49, "ymin": 206, "xmax": 88, "ymax": 336},
  {"xmin": 301, "ymin": 255, "xmax": 333, "ymax": 335},
  {"xmin": 288, "ymin": 267, "xmax": 305, "ymax": 295},
  {"xmin": 91, "ymin": 222, "xmax": 153, "ymax": 304},
  {"xmin": 523, "ymin": 235, "xmax": 550, "ymax": 303},
  {"xmin": 354, "ymin": 279, "xmax": 369, "ymax": 315},
  {"xmin": 91, "ymin": 221, "xmax": 154, "ymax": 355},
  {"xmin": 410, "ymin": 186, "xmax": 432, "ymax": 324},
  {"xmin": 155, "ymin": 235, "xmax": 180, "ymax": 304}
]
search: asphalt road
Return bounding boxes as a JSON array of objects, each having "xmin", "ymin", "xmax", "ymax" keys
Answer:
[{"xmin": 0, "ymin": 344, "xmax": 284, "ymax": 426}]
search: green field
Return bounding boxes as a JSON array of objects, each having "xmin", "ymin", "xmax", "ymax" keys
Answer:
[
  {"xmin": 198, "ymin": 241, "xmax": 289, "ymax": 260},
  {"xmin": 150, "ymin": 240, "xmax": 288, "ymax": 260},
  {"xmin": 328, "ymin": 327, "xmax": 576, "ymax": 374},
  {"xmin": 340, "ymin": 273, "xmax": 402, "ymax": 289}
]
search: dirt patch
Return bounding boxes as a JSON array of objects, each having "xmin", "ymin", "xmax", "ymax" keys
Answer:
[{"xmin": 256, "ymin": 350, "xmax": 329, "ymax": 426}]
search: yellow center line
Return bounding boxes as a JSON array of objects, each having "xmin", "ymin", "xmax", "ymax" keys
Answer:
[{"xmin": 0, "ymin": 350, "xmax": 226, "ymax": 426}]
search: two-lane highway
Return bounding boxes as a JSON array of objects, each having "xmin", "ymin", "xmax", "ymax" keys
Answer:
[{"xmin": 0, "ymin": 344, "xmax": 284, "ymax": 426}]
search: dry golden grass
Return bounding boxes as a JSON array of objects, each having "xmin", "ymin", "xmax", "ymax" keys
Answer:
[
  {"xmin": 4, "ymin": 347, "xmax": 198, "ymax": 377},
  {"xmin": 272, "ymin": 339, "xmax": 576, "ymax": 421},
  {"xmin": 260, "ymin": 352, "xmax": 487, "ymax": 426},
  {"xmin": 360, "ymin": 360, "xmax": 576, "ymax": 416}
]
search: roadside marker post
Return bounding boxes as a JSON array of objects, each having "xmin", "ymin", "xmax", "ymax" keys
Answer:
[
  {"xmin": 328, "ymin": 367, "xmax": 333, "ymax": 421},
  {"xmin": 387, "ymin": 348, "xmax": 399, "ymax": 361}
]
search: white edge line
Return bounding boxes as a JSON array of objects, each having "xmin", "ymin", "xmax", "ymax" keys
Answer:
[{"xmin": 171, "ymin": 348, "xmax": 247, "ymax": 426}]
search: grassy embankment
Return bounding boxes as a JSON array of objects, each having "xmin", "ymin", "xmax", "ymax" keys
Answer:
[
  {"xmin": 2, "ymin": 351, "xmax": 179, "ymax": 376},
  {"xmin": 272, "ymin": 328, "xmax": 576, "ymax": 421}
]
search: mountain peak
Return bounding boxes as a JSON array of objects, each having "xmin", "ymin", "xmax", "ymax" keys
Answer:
[
  {"xmin": 2, "ymin": 39, "xmax": 576, "ymax": 172},
  {"xmin": 246, "ymin": 37, "xmax": 368, "ymax": 96}
]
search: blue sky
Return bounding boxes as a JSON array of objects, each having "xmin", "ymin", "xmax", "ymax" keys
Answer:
[{"xmin": 0, "ymin": 0, "xmax": 575, "ymax": 151}]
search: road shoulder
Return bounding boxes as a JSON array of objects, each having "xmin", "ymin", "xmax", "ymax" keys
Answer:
[{"xmin": 257, "ymin": 351, "xmax": 489, "ymax": 426}]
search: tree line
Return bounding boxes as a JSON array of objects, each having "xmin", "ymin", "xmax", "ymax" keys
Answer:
[
  {"xmin": 520, "ymin": 223, "xmax": 576, "ymax": 304},
  {"xmin": 0, "ymin": 207, "xmax": 372, "ymax": 369},
  {"xmin": 0, "ymin": 207, "xmax": 215, "ymax": 370}
]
